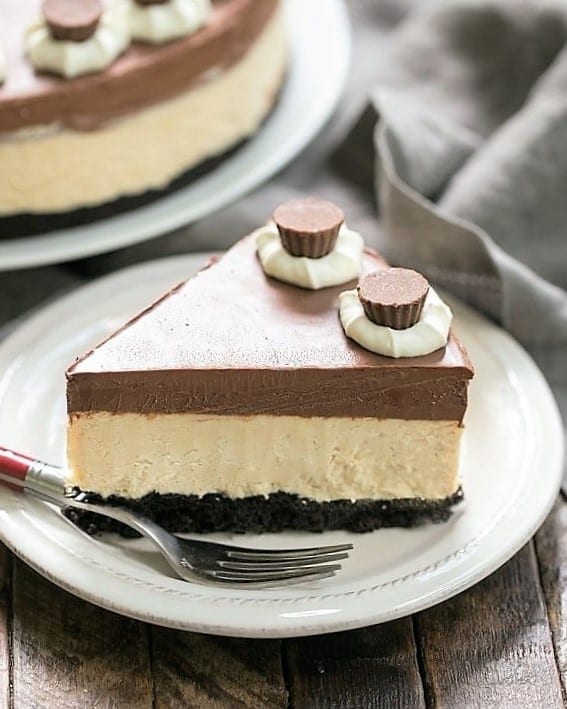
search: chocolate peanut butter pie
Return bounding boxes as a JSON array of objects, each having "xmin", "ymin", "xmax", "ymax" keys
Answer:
[
  {"xmin": 0, "ymin": 0, "xmax": 285, "ymax": 221},
  {"xmin": 65, "ymin": 198, "xmax": 474, "ymax": 535}
]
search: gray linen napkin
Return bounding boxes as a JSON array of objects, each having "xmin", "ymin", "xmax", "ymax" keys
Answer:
[{"xmin": 367, "ymin": 0, "xmax": 567, "ymax": 346}]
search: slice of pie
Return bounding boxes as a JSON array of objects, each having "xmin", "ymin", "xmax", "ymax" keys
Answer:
[{"xmin": 65, "ymin": 199, "xmax": 474, "ymax": 535}]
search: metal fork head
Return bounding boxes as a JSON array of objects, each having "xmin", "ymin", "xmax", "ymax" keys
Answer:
[
  {"xmin": 174, "ymin": 537, "xmax": 352, "ymax": 588},
  {"xmin": 57, "ymin": 492, "xmax": 353, "ymax": 588}
]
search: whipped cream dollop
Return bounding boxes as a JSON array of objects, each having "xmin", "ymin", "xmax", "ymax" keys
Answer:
[
  {"xmin": 256, "ymin": 223, "xmax": 364, "ymax": 290},
  {"xmin": 121, "ymin": 0, "xmax": 212, "ymax": 44},
  {"xmin": 25, "ymin": 8, "xmax": 129, "ymax": 79},
  {"xmin": 339, "ymin": 286, "xmax": 452, "ymax": 358}
]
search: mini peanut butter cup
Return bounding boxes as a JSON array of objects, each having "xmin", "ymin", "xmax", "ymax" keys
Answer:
[
  {"xmin": 43, "ymin": 0, "xmax": 102, "ymax": 42},
  {"xmin": 357, "ymin": 268, "xmax": 429, "ymax": 329},
  {"xmin": 273, "ymin": 198, "xmax": 344, "ymax": 258}
]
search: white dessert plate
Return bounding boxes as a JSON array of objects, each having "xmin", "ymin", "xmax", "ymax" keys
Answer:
[
  {"xmin": 0, "ymin": 254, "xmax": 563, "ymax": 638},
  {"xmin": 0, "ymin": 0, "xmax": 350, "ymax": 271}
]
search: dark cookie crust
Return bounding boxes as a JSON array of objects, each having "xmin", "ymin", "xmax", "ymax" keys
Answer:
[{"xmin": 64, "ymin": 488, "xmax": 464, "ymax": 537}]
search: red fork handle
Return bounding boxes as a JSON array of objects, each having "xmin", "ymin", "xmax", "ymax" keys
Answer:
[
  {"xmin": 0, "ymin": 446, "xmax": 66, "ymax": 497},
  {"xmin": 0, "ymin": 446, "xmax": 33, "ymax": 489}
]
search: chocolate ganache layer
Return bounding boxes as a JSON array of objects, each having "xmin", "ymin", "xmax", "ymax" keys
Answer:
[
  {"xmin": 0, "ymin": 0, "xmax": 278, "ymax": 132},
  {"xmin": 67, "ymin": 234, "xmax": 474, "ymax": 420}
]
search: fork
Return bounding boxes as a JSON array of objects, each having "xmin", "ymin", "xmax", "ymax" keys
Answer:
[{"xmin": 0, "ymin": 447, "xmax": 352, "ymax": 588}]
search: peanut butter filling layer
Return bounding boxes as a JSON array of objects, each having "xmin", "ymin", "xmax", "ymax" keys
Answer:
[{"xmin": 67, "ymin": 412, "xmax": 464, "ymax": 501}]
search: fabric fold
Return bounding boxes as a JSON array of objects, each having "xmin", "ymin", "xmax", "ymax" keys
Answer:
[{"xmin": 368, "ymin": 0, "xmax": 567, "ymax": 345}]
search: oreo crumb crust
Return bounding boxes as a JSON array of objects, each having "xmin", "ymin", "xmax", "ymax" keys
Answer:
[{"xmin": 64, "ymin": 488, "xmax": 464, "ymax": 537}]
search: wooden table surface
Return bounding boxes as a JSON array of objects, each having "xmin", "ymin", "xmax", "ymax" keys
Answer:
[{"xmin": 0, "ymin": 495, "xmax": 563, "ymax": 707}]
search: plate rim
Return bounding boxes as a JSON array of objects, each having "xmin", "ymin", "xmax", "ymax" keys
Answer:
[
  {"xmin": 0, "ymin": 253, "xmax": 563, "ymax": 638},
  {"xmin": 0, "ymin": 0, "xmax": 351, "ymax": 271}
]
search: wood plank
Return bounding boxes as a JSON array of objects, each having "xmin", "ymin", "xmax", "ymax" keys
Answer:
[
  {"xmin": 0, "ymin": 547, "xmax": 12, "ymax": 709},
  {"xmin": 284, "ymin": 619, "xmax": 425, "ymax": 708},
  {"xmin": 415, "ymin": 542, "xmax": 563, "ymax": 708},
  {"xmin": 151, "ymin": 628, "xmax": 287, "ymax": 708},
  {"xmin": 534, "ymin": 497, "xmax": 567, "ymax": 701},
  {"xmin": 12, "ymin": 560, "xmax": 153, "ymax": 708}
]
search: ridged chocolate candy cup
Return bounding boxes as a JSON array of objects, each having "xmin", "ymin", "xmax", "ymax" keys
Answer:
[
  {"xmin": 278, "ymin": 227, "xmax": 339, "ymax": 258},
  {"xmin": 274, "ymin": 197, "xmax": 344, "ymax": 259},
  {"xmin": 357, "ymin": 268, "xmax": 429, "ymax": 330},
  {"xmin": 44, "ymin": 0, "xmax": 102, "ymax": 42},
  {"xmin": 360, "ymin": 298, "xmax": 427, "ymax": 330}
]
